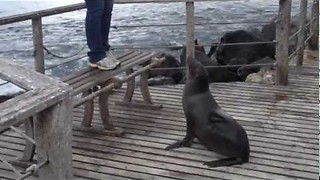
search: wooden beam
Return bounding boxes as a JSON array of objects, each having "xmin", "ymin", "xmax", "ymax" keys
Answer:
[
  {"xmin": 296, "ymin": 0, "xmax": 308, "ymax": 66},
  {"xmin": 0, "ymin": 0, "xmax": 240, "ymax": 25},
  {"xmin": 186, "ymin": 1, "xmax": 195, "ymax": 73},
  {"xmin": 275, "ymin": 0, "xmax": 292, "ymax": 86},
  {"xmin": 308, "ymin": 0, "xmax": 319, "ymax": 50},
  {"xmin": 32, "ymin": 17, "xmax": 45, "ymax": 73},
  {"xmin": 0, "ymin": 59, "xmax": 65, "ymax": 90},
  {"xmin": 0, "ymin": 60, "xmax": 71, "ymax": 132},
  {"xmin": 34, "ymin": 95, "xmax": 73, "ymax": 179}
]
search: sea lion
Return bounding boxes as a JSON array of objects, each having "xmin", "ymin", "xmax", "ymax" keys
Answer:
[
  {"xmin": 165, "ymin": 56, "xmax": 250, "ymax": 167},
  {"xmin": 215, "ymin": 30, "xmax": 275, "ymax": 67},
  {"xmin": 180, "ymin": 40, "xmax": 240, "ymax": 83}
]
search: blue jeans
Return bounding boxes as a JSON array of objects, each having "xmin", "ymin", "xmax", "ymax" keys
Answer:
[{"xmin": 85, "ymin": 0, "xmax": 114, "ymax": 63}]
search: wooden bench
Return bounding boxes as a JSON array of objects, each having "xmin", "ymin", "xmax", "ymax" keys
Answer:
[{"xmin": 13, "ymin": 50, "xmax": 165, "ymax": 167}]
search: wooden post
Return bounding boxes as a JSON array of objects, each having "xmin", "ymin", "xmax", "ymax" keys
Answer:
[
  {"xmin": 34, "ymin": 95, "xmax": 73, "ymax": 179},
  {"xmin": 186, "ymin": 1, "xmax": 195, "ymax": 73},
  {"xmin": 32, "ymin": 17, "xmax": 45, "ymax": 74},
  {"xmin": 309, "ymin": 0, "xmax": 319, "ymax": 50},
  {"xmin": 296, "ymin": 0, "xmax": 308, "ymax": 66},
  {"xmin": 275, "ymin": 0, "xmax": 292, "ymax": 86}
]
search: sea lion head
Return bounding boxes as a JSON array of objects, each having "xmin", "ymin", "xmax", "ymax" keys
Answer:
[{"xmin": 186, "ymin": 56, "xmax": 209, "ymax": 92}]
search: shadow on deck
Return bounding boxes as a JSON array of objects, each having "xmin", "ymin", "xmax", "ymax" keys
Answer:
[{"xmin": 0, "ymin": 66, "xmax": 318, "ymax": 180}]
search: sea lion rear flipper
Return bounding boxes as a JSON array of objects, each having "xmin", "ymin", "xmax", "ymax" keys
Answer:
[{"xmin": 203, "ymin": 157, "xmax": 243, "ymax": 168}]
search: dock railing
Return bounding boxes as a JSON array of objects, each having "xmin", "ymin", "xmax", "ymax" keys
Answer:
[
  {"xmin": 0, "ymin": 60, "xmax": 73, "ymax": 179},
  {"xmin": 0, "ymin": 0, "xmax": 318, "ymax": 84}
]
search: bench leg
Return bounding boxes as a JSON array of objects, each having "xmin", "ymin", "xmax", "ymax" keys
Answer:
[
  {"xmin": 115, "ymin": 70, "xmax": 162, "ymax": 109},
  {"xmin": 139, "ymin": 71, "xmax": 163, "ymax": 109},
  {"xmin": 22, "ymin": 117, "xmax": 36, "ymax": 161},
  {"xmin": 99, "ymin": 81, "xmax": 124, "ymax": 136},
  {"xmin": 123, "ymin": 69, "xmax": 135, "ymax": 102},
  {"xmin": 81, "ymin": 89, "xmax": 94, "ymax": 127},
  {"xmin": 9, "ymin": 117, "xmax": 36, "ymax": 168},
  {"xmin": 140, "ymin": 70, "xmax": 153, "ymax": 104}
]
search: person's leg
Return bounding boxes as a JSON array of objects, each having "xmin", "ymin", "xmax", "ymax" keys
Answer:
[
  {"xmin": 85, "ymin": 0, "xmax": 106, "ymax": 63},
  {"xmin": 101, "ymin": 0, "xmax": 114, "ymax": 52}
]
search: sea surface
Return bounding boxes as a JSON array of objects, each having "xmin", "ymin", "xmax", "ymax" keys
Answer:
[{"xmin": 0, "ymin": 0, "xmax": 306, "ymax": 78}]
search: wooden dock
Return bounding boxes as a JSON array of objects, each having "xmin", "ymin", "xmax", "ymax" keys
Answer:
[{"xmin": 0, "ymin": 66, "xmax": 318, "ymax": 180}]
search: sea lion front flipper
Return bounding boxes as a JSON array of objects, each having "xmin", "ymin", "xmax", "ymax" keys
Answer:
[
  {"xmin": 203, "ymin": 157, "xmax": 243, "ymax": 168},
  {"xmin": 164, "ymin": 136, "xmax": 194, "ymax": 150}
]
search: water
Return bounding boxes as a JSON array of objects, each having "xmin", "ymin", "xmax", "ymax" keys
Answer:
[{"xmin": 0, "ymin": 0, "xmax": 305, "ymax": 79}]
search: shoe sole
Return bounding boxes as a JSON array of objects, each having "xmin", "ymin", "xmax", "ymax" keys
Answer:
[
  {"xmin": 97, "ymin": 62, "xmax": 121, "ymax": 71},
  {"xmin": 88, "ymin": 63, "xmax": 98, "ymax": 68}
]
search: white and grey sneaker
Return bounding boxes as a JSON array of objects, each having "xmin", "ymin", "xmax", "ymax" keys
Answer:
[{"xmin": 89, "ymin": 52, "xmax": 121, "ymax": 70}]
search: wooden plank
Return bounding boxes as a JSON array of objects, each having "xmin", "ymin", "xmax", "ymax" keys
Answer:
[
  {"xmin": 71, "ymin": 143, "xmax": 317, "ymax": 179},
  {"xmin": 77, "ymin": 103, "xmax": 318, "ymax": 134},
  {"xmin": 72, "ymin": 115, "xmax": 319, "ymax": 155},
  {"xmin": 63, "ymin": 51, "xmax": 138, "ymax": 86},
  {"xmin": 0, "ymin": 86, "xmax": 70, "ymax": 131},
  {"xmin": 0, "ymin": 0, "xmax": 240, "ymax": 25},
  {"xmin": 73, "ymin": 166, "xmax": 133, "ymax": 180},
  {"xmin": 0, "ymin": 60, "xmax": 68, "ymax": 90},
  {"xmin": 71, "ymin": 135, "xmax": 317, "ymax": 179},
  {"xmin": 109, "ymin": 92, "xmax": 319, "ymax": 124},
  {"xmin": 71, "ymin": 131, "xmax": 318, "ymax": 171},
  {"xmin": 73, "ymin": 155, "xmax": 199, "ymax": 180},
  {"xmin": 129, "ymin": 89, "xmax": 319, "ymax": 114},
  {"xmin": 74, "ymin": 109, "xmax": 318, "ymax": 149},
  {"xmin": 70, "ymin": 52, "xmax": 158, "ymax": 95},
  {"xmin": 73, "ymin": 116, "xmax": 318, "ymax": 155},
  {"xmin": 68, "ymin": 51, "xmax": 146, "ymax": 89}
]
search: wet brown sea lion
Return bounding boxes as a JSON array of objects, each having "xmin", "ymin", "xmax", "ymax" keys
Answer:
[{"xmin": 165, "ymin": 56, "xmax": 250, "ymax": 167}]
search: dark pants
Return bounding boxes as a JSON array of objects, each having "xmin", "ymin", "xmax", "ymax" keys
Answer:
[{"xmin": 85, "ymin": 0, "xmax": 114, "ymax": 63}]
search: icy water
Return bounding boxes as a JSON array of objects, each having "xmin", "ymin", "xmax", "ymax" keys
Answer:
[{"xmin": 0, "ymin": 0, "xmax": 304, "ymax": 78}]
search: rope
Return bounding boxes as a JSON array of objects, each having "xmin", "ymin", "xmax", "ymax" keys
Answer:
[
  {"xmin": 150, "ymin": 62, "xmax": 277, "ymax": 71},
  {"xmin": 305, "ymin": 17, "xmax": 316, "ymax": 27},
  {"xmin": 304, "ymin": 32, "xmax": 313, "ymax": 44},
  {"xmin": 289, "ymin": 48, "xmax": 298, "ymax": 60},
  {"xmin": 289, "ymin": 29, "xmax": 301, "ymax": 41},
  {"xmin": 109, "ymin": 41, "xmax": 278, "ymax": 51},
  {"xmin": 10, "ymin": 126, "xmax": 35, "ymax": 145},
  {"xmin": 111, "ymin": 21, "xmax": 272, "ymax": 29},
  {"xmin": 43, "ymin": 44, "xmax": 86, "ymax": 59},
  {"xmin": 45, "ymin": 53, "xmax": 87, "ymax": 70},
  {"xmin": 18, "ymin": 158, "xmax": 49, "ymax": 180}
]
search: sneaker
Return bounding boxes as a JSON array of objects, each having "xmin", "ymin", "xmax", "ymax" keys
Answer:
[{"xmin": 89, "ymin": 52, "xmax": 121, "ymax": 70}]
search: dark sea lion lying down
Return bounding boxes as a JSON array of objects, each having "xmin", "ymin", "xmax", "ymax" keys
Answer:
[{"xmin": 165, "ymin": 56, "xmax": 250, "ymax": 167}]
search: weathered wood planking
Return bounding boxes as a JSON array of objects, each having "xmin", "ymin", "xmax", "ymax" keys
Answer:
[{"xmin": 0, "ymin": 66, "xmax": 318, "ymax": 180}]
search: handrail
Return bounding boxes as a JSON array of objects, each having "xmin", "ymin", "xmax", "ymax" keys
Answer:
[{"xmin": 0, "ymin": 0, "xmax": 239, "ymax": 26}]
